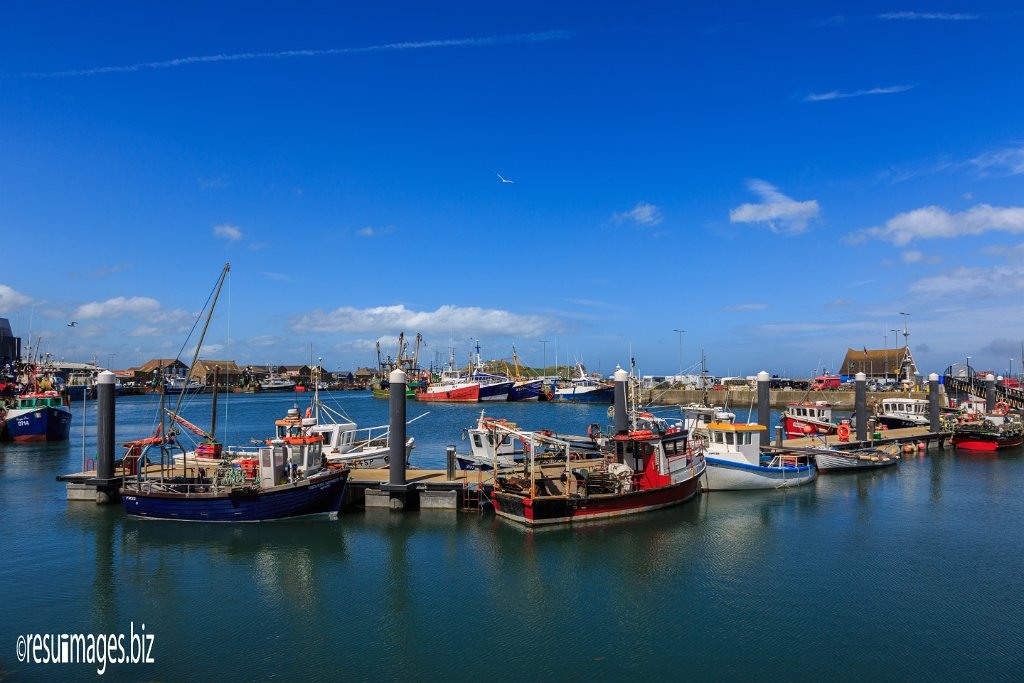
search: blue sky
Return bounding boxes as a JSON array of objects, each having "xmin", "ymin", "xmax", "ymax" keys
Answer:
[{"xmin": 2, "ymin": 2, "xmax": 1023, "ymax": 378}]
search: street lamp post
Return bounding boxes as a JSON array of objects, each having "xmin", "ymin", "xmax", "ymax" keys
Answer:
[
  {"xmin": 898, "ymin": 312, "xmax": 911, "ymax": 383},
  {"xmin": 673, "ymin": 329, "xmax": 685, "ymax": 382}
]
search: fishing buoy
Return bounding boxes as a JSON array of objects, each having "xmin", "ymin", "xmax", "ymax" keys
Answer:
[
  {"xmin": 902, "ymin": 444, "xmax": 914, "ymax": 454},
  {"xmin": 917, "ymin": 441, "xmax": 925, "ymax": 451}
]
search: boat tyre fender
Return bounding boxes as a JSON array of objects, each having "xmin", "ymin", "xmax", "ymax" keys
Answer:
[{"xmin": 587, "ymin": 423, "xmax": 600, "ymax": 439}]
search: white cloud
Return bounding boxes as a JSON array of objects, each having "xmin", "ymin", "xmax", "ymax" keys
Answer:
[
  {"xmin": 722, "ymin": 303, "xmax": 769, "ymax": 312},
  {"xmin": 15, "ymin": 31, "xmax": 573, "ymax": 79},
  {"xmin": 0, "ymin": 284, "xmax": 32, "ymax": 312},
  {"xmin": 729, "ymin": 180, "xmax": 820, "ymax": 234},
  {"xmin": 73, "ymin": 296, "xmax": 161, "ymax": 320},
  {"xmin": 968, "ymin": 146, "xmax": 1024, "ymax": 177},
  {"xmin": 261, "ymin": 272, "xmax": 290, "ymax": 281},
  {"xmin": 613, "ymin": 201, "xmax": 663, "ymax": 226},
  {"xmin": 291, "ymin": 304, "xmax": 560, "ymax": 337},
  {"xmin": 804, "ymin": 85, "xmax": 914, "ymax": 102},
  {"xmin": 127, "ymin": 325, "xmax": 162, "ymax": 337},
  {"xmin": 902, "ymin": 250, "xmax": 923, "ymax": 263},
  {"xmin": 877, "ymin": 12, "xmax": 978, "ymax": 21},
  {"xmin": 852, "ymin": 204, "xmax": 1024, "ymax": 245},
  {"xmin": 911, "ymin": 265, "xmax": 1024, "ymax": 297},
  {"xmin": 213, "ymin": 223, "xmax": 243, "ymax": 242}
]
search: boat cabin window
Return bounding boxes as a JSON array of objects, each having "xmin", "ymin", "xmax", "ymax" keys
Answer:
[
  {"xmin": 663, "ymin": 438, "xmax": 686, "ymax": 456},
  {"xmin": 473, "ymin": 434, "xmax": 483, "ymax": 448}
]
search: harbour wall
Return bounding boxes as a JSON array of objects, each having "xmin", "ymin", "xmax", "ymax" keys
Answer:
[{"xmin": 643, "ymin": 388, "xmax": 940, "ymax": 410}]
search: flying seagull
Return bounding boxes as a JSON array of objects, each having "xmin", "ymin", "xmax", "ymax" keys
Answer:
[
  {"xmin": 496, "ymin": 172, "xmax": 515, "ymax": 184},
  {"xmin": 67, "ymin": 321, "xmax": 78, "ymax": 327}
]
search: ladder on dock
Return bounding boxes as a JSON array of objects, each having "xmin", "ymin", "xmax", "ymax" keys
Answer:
[{"xmin": 461, "ymin": 482, "xmax": 488, "ymax": 511}]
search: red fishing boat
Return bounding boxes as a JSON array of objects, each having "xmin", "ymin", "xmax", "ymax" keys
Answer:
[
  {"xmin": 492, "ymin": 426, "xmax": 705, "ymax": 526},
  {"xmin": 782, "ymin": 401, "xmax": 837, "ymax": 438}
]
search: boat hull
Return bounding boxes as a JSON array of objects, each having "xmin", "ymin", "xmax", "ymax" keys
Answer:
[
  {"xmin": 66, "ymin": 385, "xmax": 95, "ymax": 401},
  {"xmin": 5, "ymin": 406, "xmax": 72, "ymax": 442},
  {"xmin": 508, "ymin": 380, "xmax": 542, "ymax": 401},
  {"xmin": 492, "ymin": 476, "xmax": 701, "ymax": 526},
  {"xmin": 782, "ymin": 415, "xmax": 835, "ymax": 439},
  {"xmin": 416, "ymin": 384, "xmax": 480, "ymax": 402},
  {"xmin": 551, "ymin": 386, "xmax": 614, "ymax": 404},
  {"xmin": 478, "ymin": 381, "xmax": 513, "ymax": 402},
  {"xmin": 325, "ymin": 439, "xmax": 414, "ymax": 468},
  {"xmin": 702, "ymin": 457, "xmax": 816, "ymax": 490},
  {"xmin": 950, "ymin": 433, "xmax": 1024, "ymax": 451},
  {"xmin": 122, "ymin": 470, "xmax": 349, "ymax": 522},
  {"xmin": 814, "ymin": 452, "xmax": 899, "ymax": 472},
  {"xmin": 876, "ymin": 416, "xmax": 928, "ymax": 430}
]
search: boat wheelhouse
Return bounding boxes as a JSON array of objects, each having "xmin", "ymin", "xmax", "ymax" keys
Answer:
[{"xmin": 782, "ymin": 401, "xmax": 836, "ymax": 438}]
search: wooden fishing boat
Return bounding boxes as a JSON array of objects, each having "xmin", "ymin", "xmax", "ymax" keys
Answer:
[
  {"xmin": 812, "ymin": 444, "xmax": 901, "ymax": 471},
  {"xmin": 492, "ymin": 425, "xmax": 705, "ymax": 526}
]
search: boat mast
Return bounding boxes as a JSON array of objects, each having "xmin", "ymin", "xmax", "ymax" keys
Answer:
[
  {"xmin": 170, "ymin": 263, "xmax": 230, "ymax": 421},
  {"xmin": 210, "ymin": 365, "xmax": 220, "ymax": 442}
]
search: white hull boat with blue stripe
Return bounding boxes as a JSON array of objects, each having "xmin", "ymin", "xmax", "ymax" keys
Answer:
[{"xmin": 699, "ymin": 421, "xmax": 816, "ymax": 491}]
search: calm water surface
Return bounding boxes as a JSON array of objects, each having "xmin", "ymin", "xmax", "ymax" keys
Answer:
[{"xmin": 0, "ymin": 391, "xmax": 1021, "ymax": 681}]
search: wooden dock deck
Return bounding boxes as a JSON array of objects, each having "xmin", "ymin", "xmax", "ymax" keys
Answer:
[{"xmin": 776, "ymin": 426, "xmax": 948, "ymax": 450}]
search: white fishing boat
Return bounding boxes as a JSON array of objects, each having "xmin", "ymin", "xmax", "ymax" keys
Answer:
[
  {"xmin": 699, "ymin": 422, "xmax": 816, "ymax": 490},
  {"xmin": 456, "ymin": 415, "xmax": 524, "ymax": 470},
  {"xmin": 876, "ymin": 398, "xmax": 929, "ymax": 429},
  {"xmin": 164, "ymin": 375, "xmax": 205, "ymax": 395},
  {"xmin": 552, "ymin": 363, "xmax": 614, "ymax": 404},
  {"xmin": 260, "ymin": 373, "xmax": 296, "ymax": 392}
]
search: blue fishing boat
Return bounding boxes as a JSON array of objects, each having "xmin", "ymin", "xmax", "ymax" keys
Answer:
[
  {"xmin": 120, "ymin": 263, "xmax": 353, "ymax": 522},
  {"xmin": 4, "ymin": 391, "xmax": 72, "ymax": 442},
  {"xmin": 550, "ymin": 363, "xmax": 615, "ymax": 404},
  {"xmin": 122, "ymin": 469, "xmax": 349, "ymax": 522},
  {"xmin": 508, "ymin": 379, "xmax": 543, "ymax": 401}
]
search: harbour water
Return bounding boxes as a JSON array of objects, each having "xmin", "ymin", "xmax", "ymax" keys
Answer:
[{"xmin": 1, "ymin": 392, "xmax": 1022, "ymax": 681}]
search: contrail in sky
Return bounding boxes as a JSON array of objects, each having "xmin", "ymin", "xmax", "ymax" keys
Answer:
[{"xmin": 6, "ymin": 30, "xmax": 572, "ymax": 78}]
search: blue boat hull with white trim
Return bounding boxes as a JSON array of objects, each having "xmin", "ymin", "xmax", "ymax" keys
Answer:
[
  {"xmin": 702, "ymin": 457, "xmax": 817, "ymax": 491},
  {"xmin": 5, "ymin": 406, "xmax": 73, "ymax": 442},
  {"xmin": 122, "ymin": 470, "xmax": 349, "ymax": 522}
]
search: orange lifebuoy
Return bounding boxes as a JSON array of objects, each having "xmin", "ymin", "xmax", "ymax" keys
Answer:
[
  {"xmin": 994, "ymin": 401, "xmax": 1010, "ymax": 416},
  {"xmin": 587, "ymin": 423, "xmax": 600, "ymax": 439},
  {"xmin": 305, "ymin": 406, "xmax": 313, "ymax": 419},
  {"xmin": 837, "ymin": 424, "xmax": 851, "ymax": 441}
]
